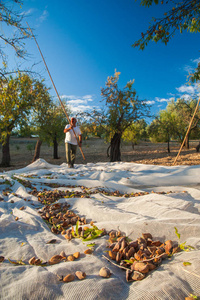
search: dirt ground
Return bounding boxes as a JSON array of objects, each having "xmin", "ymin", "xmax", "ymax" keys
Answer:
[{"xmin": 0, "ymin": 137, "xmax": 200, "ymax": 172}]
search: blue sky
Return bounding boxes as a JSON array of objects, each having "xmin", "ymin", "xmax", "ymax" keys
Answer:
[{"xmin": 6, "ymin": 0, "xmax": 200, "ymax": 121}]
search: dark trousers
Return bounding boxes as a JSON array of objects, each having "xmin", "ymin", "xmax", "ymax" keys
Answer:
[{"xmin": 65, "ymin": 143, "xmax": 77, "ymax": 166}]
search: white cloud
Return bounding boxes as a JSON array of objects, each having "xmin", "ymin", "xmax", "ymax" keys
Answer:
[
  {"xmin": 191, "ymin": 57, "xmax": 200, "ymax": 65},
  {"xmin": 155, "ymin": 97, "xmax": 173, "ymax": 103},
  {"xmin": 176, "ymin": 85, "xmax": 196, "ymax": 94},
  {"xmin": 183, "ymin": 57, "xmax": 200, "ymax": 74},
  {"xmin": 68, "ymin": 99, "xmax": 88, "ymax": 105},
  {"xmin": 82, "ymin": 95, "xmax": 93, "ymax": 102},
  {"xmin": 39, "ymin": 10, "xmax": 49, "ymax": 23},
  {"xmin": 176, "ymin": 82, "xmax": 200, "ymax": 96},
  {"xmin": 58, "ymin": 94, "xmax": 97, "ymax": 113},
  {"xmin": 145, "ymin": 100, "xmax": 155, "ymax": 105},
  {"xmin": 21, "ymin": 8, "xmax": 35, "ymax": 16}
]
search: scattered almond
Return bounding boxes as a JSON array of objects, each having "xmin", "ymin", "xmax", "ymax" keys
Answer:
[
  {"xmin": 63, "ymin": 274, "xmax": 75, "ymax": 282},
  {"xmin": 49, "ymin": 255, "xmax": 63, "ymax": 265},
  {"xmin": 75, "ymin": 271, "xmax": 86, "ymax": 280},
  {"xmin": 67, "ymin": 255, "xmax": 75, "ymax": 261},
  {"xmin": 84, "ymin": 249, "xmax": 93, "ymax": 255},
  {"xmin": 99, "ymin": 267, "xmax": 111, "ymax": 278},
  {"xmin": 73, "ymin": 252, "xmax": 80, "ymax": 259},
  {"xmin": 29, "ymin": 257, "xmax": 36, "ymax": 265},
  {"xmin": 0, "ymin": 256, "xmax": 5, "ymax": 263}
]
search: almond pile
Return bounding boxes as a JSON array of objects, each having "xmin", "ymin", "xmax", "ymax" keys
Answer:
[
  {"xmin": 107, "ymin": 232, "xmax": 181, "ymax": 281},
  {"xmin": 38, "ymin": 202, "xmax": 86, "ymax": 234}
]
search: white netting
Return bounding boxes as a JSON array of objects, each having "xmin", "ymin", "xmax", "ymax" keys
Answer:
[{"xmin": 0, "ymin": 159, "xmax": 200, "ymax": 300}]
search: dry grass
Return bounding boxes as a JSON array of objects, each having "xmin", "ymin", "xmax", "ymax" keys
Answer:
[{"xmin": 0, "ymin": 137, "xmax": 199, "ymax": 172}]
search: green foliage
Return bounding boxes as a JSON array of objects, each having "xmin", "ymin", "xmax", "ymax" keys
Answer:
[
  {"xmin": 71, "ymin": 221, "xmax": 104, "ymax": 241},
  {"xmin": 26, "ymin": 143, "xmax": 35, "ymax": 153},
  {"xmin": 0, "ymin": 72, "xmax": 54, "ymax": 166},
  {"xmin": 174, "ymin": 227, "xmax": 195, "ymax": 252},
  {"xmin": 147, "ymin": 97, "xmax": 200, "ymax": 145},
  {"xmin": 147, "ymin": 109, "xmax": 177, "ymax": 144},
  {"xmin": 183, "ymin": 261, "xmax": 192, "ymax": 266},
  {"xmin": 0, "ymin": 73, "xmax": 34, "ymax": 145},
  {"xmin": 134, "ymin": 0, "xmax": 200, "ymax": 49},
  {"xmin": 122, "ymin": 119, "xmax": 147, "ymax": 144},
  {"xmin": 0, "ymin": 0, "xmax": 31, "ymax": 73},
  {"xmin": 134, "ymin": 0, "xmax": 200, "ymax": 81},
  {"xmin": 188, "ymin": 294, "xmax": 198, "ymax": 299},
  {"xmin": 102, "ymin": 71, "xmax": 149, "ymax": 138}
]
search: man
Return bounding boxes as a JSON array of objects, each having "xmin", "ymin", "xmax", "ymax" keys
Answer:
[{"xmin": 64, "ymin": 117, "xmax": 82, "ymax": 168}]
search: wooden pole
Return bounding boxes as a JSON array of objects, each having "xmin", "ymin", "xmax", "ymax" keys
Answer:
[
  {"xmin": 173, "ymin": 96, "xmax": 200, "ymax": 165},
  {"xmin": 26, "ymin": 22, "xmax": 85, "ymax": 160}
]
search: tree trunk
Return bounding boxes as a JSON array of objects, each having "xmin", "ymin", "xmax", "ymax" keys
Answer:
[
  {"xmin": 1, "ymin": 134, "xmax": 11, "ymax": 167},
  {"xmin": 32, "ymin": 139, "xmax": 42, "ymax": 162},
  {"xmin": 110, "ymin": 132, "xmax": 121, "ymax": 162},
  {"xmin": 196, "ymin": 142, "xmax": 200, "ymax": 152},
  {"xmin": 53, "ymin": 134, "xmax": 59, "ymax": 159},
  {"xmin": 167, "ymin": 139, "xmax": 170, "ymax": 153},
  {"xmin": 131, "ymin": 142, "xmax": 135, "ymax": 150},
  {"xmin": 185, "ymin": 134, "xmax": 189, "ymax": 149}
]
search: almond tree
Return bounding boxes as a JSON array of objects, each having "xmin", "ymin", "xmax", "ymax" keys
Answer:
[
  {"xmin": 147, "ymin": 110, "xmax": 178, "ymax": 153},
  {"xmin": 101, "ymin": 71, "xmax": 149, "ymax": 162},
  {"xmin": 0, "ymin": 74, "xmax": 51, "ymax": 167},
  {"xmin": 33, "ymin": 102, "xmax": 70, "ymax": 160}
]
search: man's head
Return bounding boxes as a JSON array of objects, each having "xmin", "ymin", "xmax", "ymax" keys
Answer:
[{"xmin": 71, "ymin": 117, "xmax": 77, "ymax": 126}]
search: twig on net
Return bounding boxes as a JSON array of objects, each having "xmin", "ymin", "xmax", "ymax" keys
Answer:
[
  {"xmin": 182, "ymin": 268, "xmax": 200, "ymax": 279},
  {"xmin": 102, "ymin": 254, "xmax": 129, "ymax": 271}
]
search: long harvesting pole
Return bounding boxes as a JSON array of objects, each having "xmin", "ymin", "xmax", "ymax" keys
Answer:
[
  {"xmin": 173, "ymin": 96, "xmax": 200, "ymax": 165},
  {"xmin": 27, "ymin": 22, "xmax": 85, "ymax": 160}
]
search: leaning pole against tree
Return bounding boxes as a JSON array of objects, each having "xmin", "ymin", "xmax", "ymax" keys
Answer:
[
  {"xmin": 27, "ymin": 22, "xmax": 85, "ymax": 161},
  {"xmin": 173, "ymin": 96, "xmax": 200, "ymax": 165}
]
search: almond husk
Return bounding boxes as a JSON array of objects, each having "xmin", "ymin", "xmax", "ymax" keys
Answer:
[
  {"xmin": 132, "ymin": 271, "xmax": 145, "ymax": 281},
  {"xmin": 73, "ymin": 252, "xmax": 80, "ymax": 259},
  {"xmin": 63, "ymin": 274, "xmax": 75, "ymax": 282},
  {"xmin": 67, "ymin": 255, "xmax": 75, "ymax": 261},
  {"xmin": 75, "ymin": 271, "xmax": 86, "ymax": 280},
  {"xmin": 84, "ymin": 249, "xmax": 93, "ymax": 255},
  {"xmin": 0, "ymin": 256, "xmax": 5, "ymax": 263},
  {"xmin": 99, "ymin": 267, "xmax": 111, "ymax": 278},
  {"xmin": 49, "ymin": 255, "xmax": 63, "ymax": 265},
  {"xmin": 29, "ymin": 256, "xmax": 36, "ymax": 265},
  {"xmin": 142, "ymin": 233, "xmax": 152, "ymax": 240},
  {"xmin": 133, "ymin": 262, "xmax": 149, "ymax": 274},
  {"xmin": 108, "ymin": 251, "xmax": 117, "ymax": 260}
]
